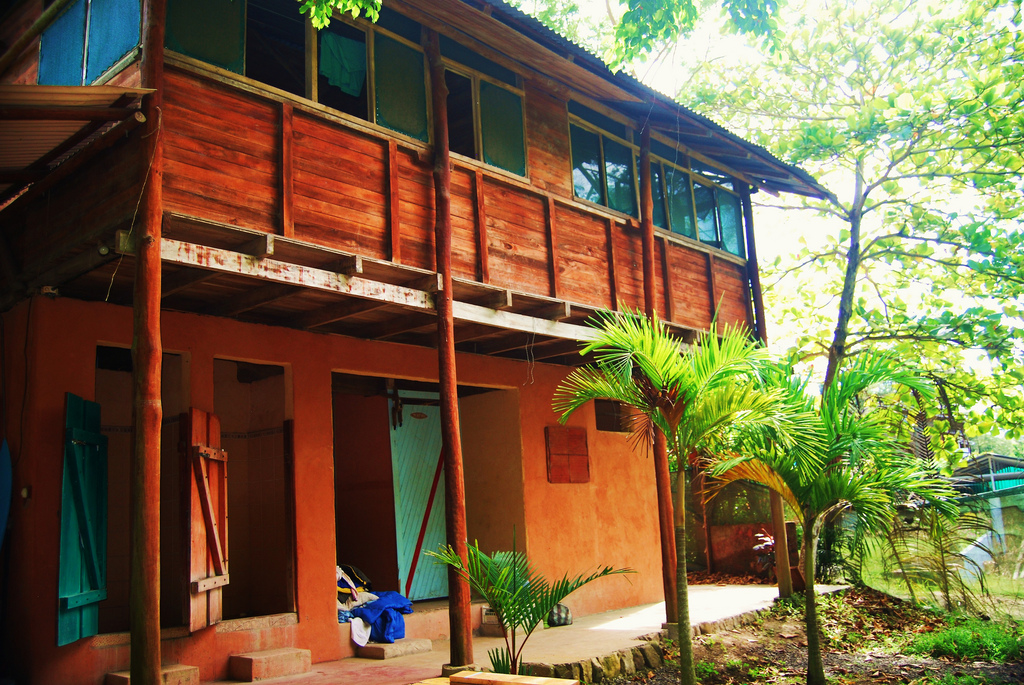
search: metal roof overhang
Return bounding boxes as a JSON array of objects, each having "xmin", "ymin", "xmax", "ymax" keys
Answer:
[
  {"xmin": 0, "ymin": 84, "xmax": 151, "ymax": 204},
  {"xmin": 603, "ymin": 99, "xmax": 833, "ymax": 200}
]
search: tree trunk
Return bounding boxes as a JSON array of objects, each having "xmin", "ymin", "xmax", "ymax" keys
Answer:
[
  {"xmin": 674, "ymin": 472, "xmax": 697, "ymax": 685},
  {"xmin": 803, "ymin": 514, "xmax": 825, "ymax": 685},
  {"xmin": 823, "ymin": 158, "xmax": 865, "ymax": 391}
]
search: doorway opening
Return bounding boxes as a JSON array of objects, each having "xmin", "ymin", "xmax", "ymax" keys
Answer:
[
  {"xmin": 95, "ymin": 346, "xmax": 186, "ymax": 632},
  {"xmin": 331, "ymin": 374, "xmax": 525, "ymax": 603},
  {"xmin": 213, "ymin": 359, "xmax": 294, "ymax": 619}
]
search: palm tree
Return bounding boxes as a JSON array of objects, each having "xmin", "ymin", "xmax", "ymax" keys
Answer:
[
  {"xmin": 553, "ymin": 310, "xmax": 820, "ymax": 685},
  {"xmin": 427, "ymin": 540, "xmax": 633, "ymax": 674},
  {"xmin": 708, "ymin": 354, "xmax": 956, "ymax": 685}
]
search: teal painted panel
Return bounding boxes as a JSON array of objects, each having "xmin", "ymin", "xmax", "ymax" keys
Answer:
[
  {"xmin": 57, "ymin": 393, "xmax": 108, "ymax": 646},
  {"xmin": 390, "ymin": 393, "xmax": 448, "ymax": 600},
  {"xmin": 85, "ymin": 0, "xmax": 141, "ymax": 83},
  {"xmin": 38, "ymin": 0, "xmax": 87, "ymax": 85},
  {"xmin": 995, "ymin": 467, "xmax": 1024, "ymax": 491}
]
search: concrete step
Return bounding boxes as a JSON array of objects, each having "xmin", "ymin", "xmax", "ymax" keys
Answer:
[
  {"xmin": 355, "ymin": 637, "xmax": 433, "ymax": 660},
  {"xmin": 105, "ymin": 664, "xmax": 200, "ymax": 685},
  {"xmin": 228, "ymin": 648, "xmax": 311, "ymax": 682}
]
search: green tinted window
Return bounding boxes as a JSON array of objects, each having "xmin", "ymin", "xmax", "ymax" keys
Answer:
[
  {"xmin": 650, "ymin": 162, "xmax": 667, "ymax": 229},
  {"xmin": 480, "ymin": 81, "xmax": 526, "ymax": 176},
  {"xmin": 571, "ymin": 125, "xmax": 603, "ymax": 204},
  {"xmin": 166, "ymin": 0, "xmax": 245, "ymax": 74},
  {"xmin": 693, "ymin": 182, "xmax": 719, "ymax": 245},
  {"xmin": 665, "ymin": 166, "xmax": 695, "ymax": 238},
  {"xmin": 603, "ymin": 139, "xmax": 636, "ymax": 217},
  {"xmin": 374, "ymin": 34, "xmax": 428, "ymax": 141},
  {"xmin": 441, "ymin": 35, "xmax": 517, "ymax": 86},
  {"xmin": 568, "ymin": 101, "xmax": 628, "ymax": 140},
  {"xmin": 718, "ymin": 191, "xmax": 744, "ymax": 256},
  {"xmin": 376, "ymin": 6, "xmax": 422, "ymax": 43}
]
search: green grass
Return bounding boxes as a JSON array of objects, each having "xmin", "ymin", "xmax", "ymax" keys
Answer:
[
  {"xmin": 694, "ymin": 661, "xmax": 719, "ymax": 679},
  {"xmin": 859, "ymin": 531, "xmax": 1024, "ymax": 619},
  {"xmin": 908, "ymin": 674, "xmax": 987, "ymax": 685},
  {"xmin": 908, "ymin": 617, "xmax": 1024, "ymax": 662}
]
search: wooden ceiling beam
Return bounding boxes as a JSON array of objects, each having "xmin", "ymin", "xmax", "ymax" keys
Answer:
[
  {"xmin": 454, "ymin": 322, "xmax": 505, "ymax": 343},
  {"xmin": 161, "ymin": 268, "xmax": 218, "ymax": 298},
  {"xmin": 453, "ymin": 300, "xmax": 597, "ymax": 342},
  {"xmin": 294, "ymin": 299, "xmax": 389, "ymax": 329},
  {"xmin": 117, "ymin": 232, "xmax": 436, "ymax": 311},
  {"xmin": 206, "ymin": 282, "xmax": 299, "ymax": 317},
  {"xmin": 528, "ymin": 301, "xmax": 572, "ymax": 321},
  {"xmin": 362, "ymin": 313, "xmax": 437, "ymax": 340},
  {"xmin": 117, "ymin": 233, "xmax": 600, "ymax": 343},
  {"xmin": 531, "ymin": 339, "xmax": 586, "ymax": 360},
  {"xmin": 472, "ymin": 332, "xmax": 533, "ymax": 356}
]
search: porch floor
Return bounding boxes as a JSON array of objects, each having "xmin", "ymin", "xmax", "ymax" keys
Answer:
[{"xmin": 217, "ymin": 584, "xmax": 796, "ymax": 685}]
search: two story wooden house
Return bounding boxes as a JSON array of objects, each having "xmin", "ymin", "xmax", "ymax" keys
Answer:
[{"xmin": 0, "ymin": 0, "xmax": 828, "ymax": 682}]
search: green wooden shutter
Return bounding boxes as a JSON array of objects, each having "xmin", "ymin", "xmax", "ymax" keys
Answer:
[{"xmin": 57, "ymin": 393, "xmax": 108, "ymax": 646}]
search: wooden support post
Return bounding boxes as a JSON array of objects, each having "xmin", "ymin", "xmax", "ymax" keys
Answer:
[
  {"xmin": 544, "ymin": 196, "xmax": 559, "ymax": 298},
  {"xmin": 706, "ymin": 252, "xmax": 718, "ymax": 330},
  {"xmin": 659, "ymin": 236, "xmax": 674, "ymax": 322},
  {"xmin": 639, "ymin": 124, "xmax": 678, "ymax": 624},
  {"xmin": 604, "ymin": 217, "xmax": 619, "ymax": 310},
  {"xmin": 474, "ymin": 170, "xmax": 489, "ymax": 283},
  {"xmin": 304, "ymin": 17, "xmax": 318, "ymax": 102},
  {"xmin": 425, "ymin": 29, "xmax": 473, "ymax": 669},
  {"xmin": 130, "ymin": 2, "xmax": 165, "ymax": 684},
  {"xmin": 742, "ymin": 187, "xmax": 768, "ymax": 343},
  {"xmin": 741, "ymin": 185, "xmax": 793, "ymax": 598},
  {"xmin": 388, "ymin": 140, "xmax": 401, "ymax": 263},
  {"xmin": 280, "ymin": 103, "xmax": 294, "ymax": 238}
]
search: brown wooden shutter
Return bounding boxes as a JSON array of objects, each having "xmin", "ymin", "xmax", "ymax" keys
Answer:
[
  {"xmin": 545, "ymin": 426, "xmax": 589, "ymax": 484},
  {"xmin": 183, "ymin": 408, "xmax": 229, "ymax": 632}
]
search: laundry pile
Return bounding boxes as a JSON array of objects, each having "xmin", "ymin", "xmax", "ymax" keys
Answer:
[{"xmin": 336, "ymin": 565, "xmax": 414, "ymax": 645}]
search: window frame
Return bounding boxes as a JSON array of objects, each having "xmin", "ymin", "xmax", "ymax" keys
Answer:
[
  {"xmin": 39, "ymin": 0, "xmax": 142, "ymax": 87},
  {"xmin": 567, "ymin": 105, "xmax": 641, "ymax": 219},
  {"xmin": 367, "ymin": 25, "xmax": 431, "ymax": 142},
  {"xmin": 646, "ymin": 135, "xmax": 748, "ymax": 258},
  {"xmin": 440, "ymin": 59, "xmax": 528, "ymax": 177}
]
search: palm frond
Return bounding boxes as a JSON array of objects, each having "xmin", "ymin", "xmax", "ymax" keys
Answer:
[
  {"xmin": 708, "ymin": 456, "xmax": 803, "ymax": 514},
  {"xmin": 427, "ymin": 541, "xmax": 633, "ymax": 674}
]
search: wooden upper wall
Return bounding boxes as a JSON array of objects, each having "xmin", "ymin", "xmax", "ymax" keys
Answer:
[{"xmin": 0, "ymin": 0, "xmax": 756, "ymax": 334}]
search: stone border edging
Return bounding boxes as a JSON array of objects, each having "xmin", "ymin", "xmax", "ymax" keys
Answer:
[{"xmin": 520, "ymin": 604, "xmax": 777, "ymax": 683}]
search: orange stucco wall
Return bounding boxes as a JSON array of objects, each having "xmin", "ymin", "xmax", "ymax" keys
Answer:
[{"xmin": 0, "ymin": 295, "xmax": 661, "ymax": 684}]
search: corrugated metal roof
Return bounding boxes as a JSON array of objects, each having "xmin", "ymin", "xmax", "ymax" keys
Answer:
[
  {"xmin": 0, "ymin": 85, "xmax": 151, "ymax": 202},
  {"xmin": 482, "ymin": 0, "xmax": 833, "ymax": 200}
]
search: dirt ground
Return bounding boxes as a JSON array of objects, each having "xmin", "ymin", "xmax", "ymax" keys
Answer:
[{"xmin": 609, "ymin": 587, "xmax": 1024, "ymax": 684}]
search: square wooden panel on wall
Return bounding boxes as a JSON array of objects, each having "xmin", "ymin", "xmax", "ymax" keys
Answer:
[{"xmin": 545, "ymin": 425, "xmax": 589, "ymax": 484}]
